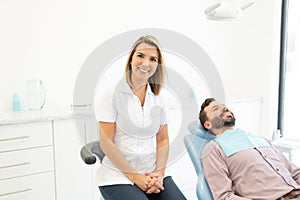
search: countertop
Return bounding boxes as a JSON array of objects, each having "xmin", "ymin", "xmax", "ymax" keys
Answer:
[{"xmin": 0, "ymin": 108, "xmax": 94, "ymax": 125}]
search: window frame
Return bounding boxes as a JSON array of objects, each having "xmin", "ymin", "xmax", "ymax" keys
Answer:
[{"xmin": 278, "ymin": 0, "xmax": 289, "ymax": 137}]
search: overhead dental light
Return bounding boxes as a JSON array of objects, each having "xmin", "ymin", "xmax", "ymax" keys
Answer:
[{"xmin": 204, "ymin": 0, "xmax": 254, "ymax": 20}]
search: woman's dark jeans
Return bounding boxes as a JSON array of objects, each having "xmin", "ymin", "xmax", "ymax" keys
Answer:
[{"xmin": 99, "ymin": 176, "xmax": 187, "ymax": 200}]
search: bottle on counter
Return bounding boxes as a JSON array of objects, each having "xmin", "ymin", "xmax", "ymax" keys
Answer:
[
  {"xmin": 272, "ymin": 129, "xmax": 281, "ymax": 141},
  {"xmin": 12, "ymin": 93, "xmax": 21, "ymax": 112}
]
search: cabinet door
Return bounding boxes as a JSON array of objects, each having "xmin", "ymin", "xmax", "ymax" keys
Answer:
[
  {"xmin": 0, "ymin": 146, "xmax": 54, "ymax": 180},
  {"xmin": 53, "ymin": 119, "xmax": 98, "ymax": 200},
  {"xmin": 0, "ymin": 122, "xmax": 52, "ymax": 153},
  {"xmin": 0, "ymin": 172, "xmax": 55, "ymax": 200}
]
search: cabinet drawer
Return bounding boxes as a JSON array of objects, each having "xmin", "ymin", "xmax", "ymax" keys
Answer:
[
  {"xmin": 0, "ymin": 122, "xmax": 52, "ymax": 152},
  {"xmin": 0, "ymin": 172, "xmax": 55, "ymax": 200},
  {"xmin": 0, "ymin": 146, "xmax": 54, "ymax": 180}
]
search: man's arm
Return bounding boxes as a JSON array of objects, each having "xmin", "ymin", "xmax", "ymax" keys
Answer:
[
  {"xmin": 272, "ymin": 145, "xmax": 300, "ymax": 184},
  {"xmin": 202, "ymin": 142, "xmax": 250, "ymax": 200}
]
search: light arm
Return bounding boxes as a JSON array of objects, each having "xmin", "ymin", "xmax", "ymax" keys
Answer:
[
  {"xmin": 155, "ymin": 124, "xmax": 169, "ymax": 175},
  {"xmin": 145, "ymin": 124, "xmax": 169, "ymax": 194}
]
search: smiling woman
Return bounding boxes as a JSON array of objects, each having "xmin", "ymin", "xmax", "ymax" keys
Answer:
[
  {"xmin": 125, "ymin": 36, "xmax": 166, "ymax": 97},
  {"xmin": 129, "ymin": 42, "xmax": 160, "ymax": 106},
  {"xmin": 94, "ymin": 35, "xmax": 187, "ymax": 200}
]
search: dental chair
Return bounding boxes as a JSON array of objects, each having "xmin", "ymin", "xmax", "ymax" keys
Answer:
[
  {"xmin": 80, "ymin": 141, "xmax": 105, "ymax": 165},
  {"xmin": 184, "ymin": 120, "xmax": 215, "ymax": 200},
  {"xmin": 80, "ymin": 141, "xmax": 105, "ymax": 200}
]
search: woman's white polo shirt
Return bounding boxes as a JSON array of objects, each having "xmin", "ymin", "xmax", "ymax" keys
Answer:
[{"xmin": 94, "ymin": 78, "xmax": 169, "ymax": 186}]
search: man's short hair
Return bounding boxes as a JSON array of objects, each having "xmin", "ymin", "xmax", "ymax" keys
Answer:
[{"xmin": 199, "ymin": 98, "xmax": 215, "ymax": 131}]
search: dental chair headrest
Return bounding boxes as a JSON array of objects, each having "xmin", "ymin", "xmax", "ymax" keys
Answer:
[{"xmin": 188, "ymin": 120, "xmax": 215, "ymax": 140}]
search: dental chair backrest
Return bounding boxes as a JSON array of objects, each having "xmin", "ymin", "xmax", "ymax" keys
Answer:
[{"xmin": 184, "ymin": 120, "xmax": 215, "ymax": 200}]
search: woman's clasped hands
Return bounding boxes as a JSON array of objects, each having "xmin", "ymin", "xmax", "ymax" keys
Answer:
[{"xmin": 133, "ymin": 171, "xmax": 165, "ymax": 194}]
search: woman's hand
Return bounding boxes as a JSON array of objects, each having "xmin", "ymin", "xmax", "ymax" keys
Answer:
[
  {"xmin": 131, "ymin": 173, "xmax": 153, "ymax": 191},
  {"xmin": 145, "ymin": 171, "xmax": 164, "ymax": 194}
]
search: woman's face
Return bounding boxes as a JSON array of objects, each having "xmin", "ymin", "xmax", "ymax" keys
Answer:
[{"xmin": 130, "ymin": 42, "xmax": 159, "ymax": 83}]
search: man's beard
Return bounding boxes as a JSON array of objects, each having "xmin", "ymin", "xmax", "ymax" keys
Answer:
[
  {"xmin": 211, "ymin": 112, "xmax": 236, "ymax": 129},
  {"xmin": 224, "ymin": 117, "xmax": 235, "ymax": 127},
  {"xmin": 211, "ymin": 117, "xmax": 225, "ymax": 129}
]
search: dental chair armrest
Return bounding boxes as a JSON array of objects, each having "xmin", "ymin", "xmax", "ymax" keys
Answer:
[{"xmin": 80, "ymin": 145, "xmax": 97, "ymax": 165}]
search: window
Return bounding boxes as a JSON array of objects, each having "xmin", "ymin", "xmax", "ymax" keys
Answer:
[{"xmin": 279, "ymin": 0, "xmax": 300, "ymax": 139}]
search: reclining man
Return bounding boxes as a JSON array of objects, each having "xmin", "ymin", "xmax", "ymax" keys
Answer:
[{"xmin": 199, "ymin": 98, "xmax": 300, "ymax": 200}]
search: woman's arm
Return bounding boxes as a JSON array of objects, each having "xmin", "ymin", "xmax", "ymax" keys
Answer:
[
  {"xmin": 155, "ymin": 124, "xmax": 169, "ymax": 174},
  {"xmin": 99, "ymin": 122, "xmax": 152, "ymax": 191},
  {"xmin": 146, "ymin": 124, "xmax": 169, "ymax": 194}
]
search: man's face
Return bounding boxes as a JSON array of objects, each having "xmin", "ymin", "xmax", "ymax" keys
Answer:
[{"xmin": 204, "ymin": 101, "xmax": 236, "ymax": 130}]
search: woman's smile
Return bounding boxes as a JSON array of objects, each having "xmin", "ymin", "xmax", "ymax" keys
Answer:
[{"xmin": 137, "ymin": 66, "xmax": 150, "ymax": 73}]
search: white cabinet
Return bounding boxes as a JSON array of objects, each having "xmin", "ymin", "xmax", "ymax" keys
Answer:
[
  {"xmin": 53, "ymin": 119, "xmax": 99, "ymax": 200},
  {"xmin": 0, "ymin": 172, "xmax": 55, "ymax": 200},
  {"xmin": 0, "ymin": 121, "xmax": 55, "ymax": 200}
]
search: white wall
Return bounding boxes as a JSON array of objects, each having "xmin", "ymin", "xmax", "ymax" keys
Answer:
[{"xmin": 0, "ymin": 0, "xmax": 282, "ymax": 136}]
